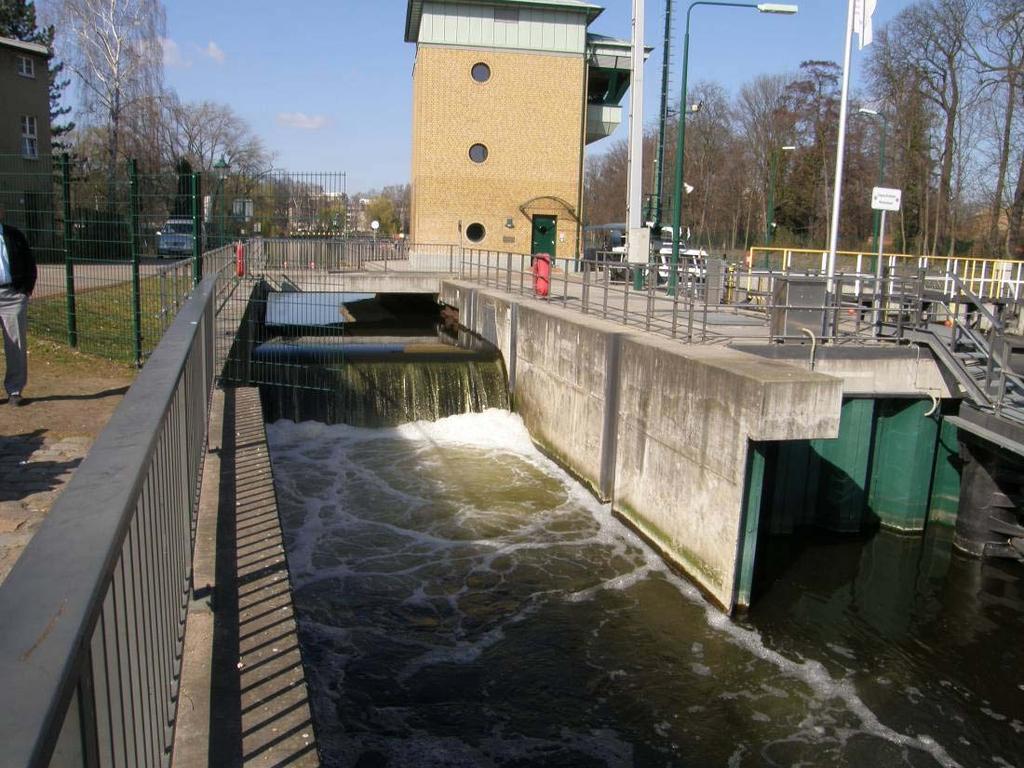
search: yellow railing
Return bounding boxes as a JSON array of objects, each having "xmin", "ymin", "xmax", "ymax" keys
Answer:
[{"xmin": 747, "ymin": 247, "xmax": 1024, "ymax": 300}]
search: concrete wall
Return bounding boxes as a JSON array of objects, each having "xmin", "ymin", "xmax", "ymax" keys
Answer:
[
  {"xmin": 441, "ymin": 281, "xmax": 843, "ymax": 611},
  {"xmin": 730, "ymin": 343, "xmax": 957, "ymax": 397},
  {"xmin": 267, "ymin": 270, "xmax": 446, "ymax": 295}
]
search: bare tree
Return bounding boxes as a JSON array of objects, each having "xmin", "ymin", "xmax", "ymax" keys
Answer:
[
  {"xmin": 160, "ymin": 95, "xmax": 272, "ymax": 174},
  {"xmin": 57, "ymin": 0, "xmax": 165, "ymax": 196},
  {"xmin": 881, "ymin": 0, "xmax": 974, "ymax": 255},
  {"xmin": 969, "ymin": 0, "xmax": 1024, "ymax": 255}
]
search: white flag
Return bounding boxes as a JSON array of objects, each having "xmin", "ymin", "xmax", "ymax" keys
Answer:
[{"xmin": 853, "ymin": 0, "xmax": 876, "ymax": 49}]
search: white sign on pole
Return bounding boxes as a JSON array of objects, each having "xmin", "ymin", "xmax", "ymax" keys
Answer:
[{"xmin": 871, "ymin": 187, "xmax": 902, "ymax": 212}]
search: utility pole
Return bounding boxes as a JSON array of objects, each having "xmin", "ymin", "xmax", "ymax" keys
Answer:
[{"xmin": 626, "ymin": 0, "xmax": 649, "ymax": 289}]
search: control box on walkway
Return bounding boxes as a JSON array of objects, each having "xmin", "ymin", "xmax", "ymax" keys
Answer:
[{"xmin": 771, "ymin": 276, "xmax": 829, "ymax": 339}]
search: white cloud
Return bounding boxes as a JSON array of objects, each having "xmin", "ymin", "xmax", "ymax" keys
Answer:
[
  {"xmin": 204, "ymin": 41, "xmax": 226, "ymax": 63},
  {"xmin": 277, "ymin": 112, "xmax": 330, "ymax": 130},
  {"xmin": 158, "ymin": 37, "xmax": 190, "ymax": 68}
]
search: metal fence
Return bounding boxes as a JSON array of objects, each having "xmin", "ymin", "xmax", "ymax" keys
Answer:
[
  {"xmin": 748, "ymin": 246, "xmax": 1024, "ymax": 301},
  {"xmin": 455, "ymin": 247, "xmax": 1024, "ymax": 344},
  {"xmin": 0, "ymin": 278, "xmax": 216, "ymax": 768},
  {"xmin": 1, "ymin": 154, "xmax": 200, "ymax": 365},
  {"xmin": 2, "ymin": 158, "xmax": 371, "ymax": 366}
]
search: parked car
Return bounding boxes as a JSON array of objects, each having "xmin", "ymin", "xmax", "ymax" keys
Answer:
[
  {"xmin": 656, "ymin": 246, "xmax": 708, "ymax": 285},
  {"xmin": 654, "ymin": 228, "xmax": 707, "ymax": 285},
  {"xmin": 156, "ymin": 218, "xmax": 196, "ymax": 258}
]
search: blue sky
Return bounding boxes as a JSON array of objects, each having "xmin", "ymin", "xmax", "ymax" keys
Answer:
[{"xmin": 162, "ymin": 0, "xmax": 916, "ymax": 192}]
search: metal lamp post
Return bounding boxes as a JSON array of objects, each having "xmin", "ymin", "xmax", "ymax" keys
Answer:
[
  {"xmin": 669, "ymin": 2, "xmax": 798, "ymax": 292},
  {"xmin": 213, "ymin": 154, "xmax": 230, "ymax": 249},
  {"xmin": 857, "ymin": 107, "xmax": 888, "ymax": 262},
  {"xmin": 764, "ymin": 144, "xmax": 796, "ymax": 267}
]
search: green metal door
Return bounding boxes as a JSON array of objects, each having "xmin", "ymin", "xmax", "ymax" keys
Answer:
[{"xmin": 531, "ymin": 215, "xmax": 556, "ymax": 258}]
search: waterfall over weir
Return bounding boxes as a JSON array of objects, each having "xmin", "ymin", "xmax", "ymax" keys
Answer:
[
  {"xmin": 238, "ymin": 290, "xmax": 509, "ymax": 427},
  {"xmin": 259, "ymin": 357, "xmax": 509, "ymax": 427}
]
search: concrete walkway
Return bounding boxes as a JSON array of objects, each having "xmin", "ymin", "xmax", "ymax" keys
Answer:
[{"xmin": 174, "ymin": 387, "xmax": 319, "ymax": 767}]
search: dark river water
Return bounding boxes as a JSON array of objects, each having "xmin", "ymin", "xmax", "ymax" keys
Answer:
[{"xmin": 266, "ymin": 410, "xmax": 1024, "ymax": 768}]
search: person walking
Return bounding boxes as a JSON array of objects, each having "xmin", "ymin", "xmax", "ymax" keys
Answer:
[{"xmin": 0, "ymin": 204, "xmax": 37, "ymax": 406}]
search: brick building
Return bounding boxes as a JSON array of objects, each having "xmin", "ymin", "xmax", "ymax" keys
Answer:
[{"xmin": 405, "ymin": 0, "xmax": 635, "ymax": 260}]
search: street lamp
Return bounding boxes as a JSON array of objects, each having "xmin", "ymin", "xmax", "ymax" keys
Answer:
[
  {"xmin": 857, "ymin": 107, "xmax": 888, "ymax": 261},
  {"xmin": 213, "ymin": 154, "xmax": 230, "ymax": 248},
  {"xmin": 669, "ymin": 1, "xmax": 798, "ymax": 292},
  {"xmin": 764, "ymin": 144, "xmax": 796, "ymax": 266}
]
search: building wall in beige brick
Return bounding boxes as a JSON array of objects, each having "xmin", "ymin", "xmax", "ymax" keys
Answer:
[{"xmin": 410, "ymin": 45, "xmax": 584, "ymax": 259}]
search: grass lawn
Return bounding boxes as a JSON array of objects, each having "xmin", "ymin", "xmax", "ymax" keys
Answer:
[{"xmin": 29, "ymin": 274, "xmax": 193, "ymax": 364}]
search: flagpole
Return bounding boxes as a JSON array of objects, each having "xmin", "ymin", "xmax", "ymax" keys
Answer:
[{"xmin": 826, "ymin": 0, "xmax": 857, "ymax": 288}]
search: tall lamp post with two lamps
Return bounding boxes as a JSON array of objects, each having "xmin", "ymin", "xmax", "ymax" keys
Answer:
[{"xmin": 669, "ymin": 1, "xmax": 799, "ymax": 292}]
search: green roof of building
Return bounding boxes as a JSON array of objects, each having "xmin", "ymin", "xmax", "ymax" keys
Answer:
[{"xmin": 405, "ymin": 0, "xmax": 605, "ymax": 43}]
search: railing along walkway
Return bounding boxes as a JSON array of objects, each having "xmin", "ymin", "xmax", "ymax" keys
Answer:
[{"xmin": 0, "ymin": 279, "xmax": 216, "ymax": 767}]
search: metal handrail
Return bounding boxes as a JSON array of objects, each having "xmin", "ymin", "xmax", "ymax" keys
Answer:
[
  {"xmin": 946, "ymin": 272, "xmax": 1004, "ymax": 332},
  {"xmin": 0, "ymin": 278, "xmax": 217, "ymax": 767}
]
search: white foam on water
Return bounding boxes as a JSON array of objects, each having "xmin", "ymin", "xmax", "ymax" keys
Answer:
[{"xmin": 266, "ymin": 411, "xmax": 967, "ymax": 768}]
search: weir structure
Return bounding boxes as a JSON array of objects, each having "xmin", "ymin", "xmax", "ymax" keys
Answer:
[
  {"xmin": 216, "ymin": 237, "xmax": 1023, "ymax": 611},
  {"xmin": 1, "ymin": 237, "xmax": 1022, "ymax": 766}
]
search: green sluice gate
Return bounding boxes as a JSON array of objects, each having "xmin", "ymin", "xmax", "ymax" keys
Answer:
[
  {"xmin": 738, "ymin": 396, "xmax": 962, "ymax": 605},
  {"xmin": 868, "ymin": 399, "xmax": 941, "ymax": 531},
  {"xmin": 743, "ymin": 396, "xmax": 961, "ymax": 548}
]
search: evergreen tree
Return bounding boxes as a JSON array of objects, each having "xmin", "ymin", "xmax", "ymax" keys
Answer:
[{"xmin": 0, "ymin": 1, "xmax": 75, "ymax": 152}]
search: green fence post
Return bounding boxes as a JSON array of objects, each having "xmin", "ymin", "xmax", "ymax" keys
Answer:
[
  {"xmin": 191, "ymin": 172, "xmax": 203, "ymax": 285},
  {"xmin": 128, "ymin": 159, "xmax": 142, "ymax": 366},
  {"xmin": 60, "ymin": 155, "xmax": 78, "ymax": 348}
]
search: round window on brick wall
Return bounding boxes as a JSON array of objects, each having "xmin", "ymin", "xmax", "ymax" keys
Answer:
[
  {"xmin": 466, "ymin": 223, "xmax": 486, "ymax": 243},
  {"xmin": 471, "ymin": 62, "xmax": 491, "ymax": 83},
  {"xmin": 469, "ymin": 143, "xmax": 488, "ymax": 163}
]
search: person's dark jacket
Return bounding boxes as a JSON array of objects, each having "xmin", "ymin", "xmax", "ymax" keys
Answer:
[{"xmin": 1, "ymin": 223, "xmax": 37, "ymax": 296}]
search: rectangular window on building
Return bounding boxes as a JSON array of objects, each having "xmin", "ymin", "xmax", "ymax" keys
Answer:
[
  {"xmin": 494, "ymin": 7, "xmax": 519, "ymax": 23},
  {"xmin": 20, "ymin": 115, "xmax": 38, "ymax": 158},
  {"xmin": 16, "ymin": 55, "xmax": 35, "ymax": 78}
]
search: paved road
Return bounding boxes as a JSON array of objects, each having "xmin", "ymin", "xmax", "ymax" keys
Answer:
[{"xmin": 33, "ymin": 259, "xmax": 192, "ymax": 299}]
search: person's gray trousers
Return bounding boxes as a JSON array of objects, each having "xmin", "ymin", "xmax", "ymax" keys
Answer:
[{"xmin": 0, "ymin": 285, "xmax": 29, "ymax": 396}]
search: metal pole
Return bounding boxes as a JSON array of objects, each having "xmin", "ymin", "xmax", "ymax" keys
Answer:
[
  {"xmin": 650, "ymin": 0, "xmax": 674, "ymax": 231},
  {"xmin": 669, "ymin": 10, "xmax": 692, "ymax": 296},
  {"xmin": 627, "ymin": 0, "xmax": 646, "ymax": 290},
  {"xmin": 191, "ymin": 173, "xmax": 203, "ymax": 286},
  {"xmin": 873, "ymin": 208, "xmax": 886, "ymax": 336},
  {"xmin": 60, "ymin": 154, "xmax": 78, "ymax": 348},
  {"xmin": 765, "ymin": 148, "xmax": 776, "ymax": 248},
  {"xmin": 871, "ymin": 114, "xmax": 887, "ymax": 265},
  {"xmin": 129, "ymin": 159, "xmax": 142, "ymax": 366},
  {"xmin": 826, "ymin": 0, "xmax": 857, "ymax": 288}
]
